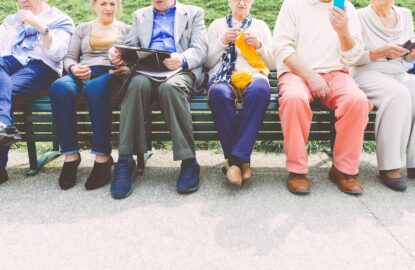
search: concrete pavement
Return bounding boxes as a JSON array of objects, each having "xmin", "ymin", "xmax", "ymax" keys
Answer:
[{"xmin": 1, "ymin": 149, "xmax": 415, "ymax": 270}]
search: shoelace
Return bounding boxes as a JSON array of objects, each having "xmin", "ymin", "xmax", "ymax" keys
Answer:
[
  {"xmin": 114, "ymin": 161, "xmax": 133, "ymax": 181},
  {"xmin": 179, "ymin": 164, "xmax": 196, "ymax": 179}
]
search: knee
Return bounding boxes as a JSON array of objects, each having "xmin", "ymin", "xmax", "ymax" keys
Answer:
[
  {"xmin": 246, "ymin": 79, "xmax": 270, "ymax": 101},
  {"xmin": 125, "ymin": 75, "xmax": 151, "ymax": 97},
  {"xmin": 85, "ymin": 82, "xmax": 109, "ymax": 100},
  {"xmin": 208, "ymin": 84, "xmax": 233, "ymax": 102},
  {"xmin": 390, "ymin": 86, "xmax": 411, "ymax": 105},
  {"xmin": 48, "ymin": 78, "xmax": 74, "ymax": 99},
  {"xmin": 343, "ymin": 92, "xmax": 371, "ymax": 114},
  {"xmin": 158, "ymin": 81, "xmax": 178, "ymax": 100},
  {"xmin": 279, "ymin": 90, "xmax": 309, "ymax": 108}
]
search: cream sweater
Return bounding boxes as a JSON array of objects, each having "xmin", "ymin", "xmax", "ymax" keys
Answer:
[
  {"xmin": 352, "ymin": 5, "xmax": 415, "ymax": 75},
  {"xmin": 273, "ymin": 0, "xmax": 363, "ymax": 78},
  {"xmin": 204, "ymin": 17, "xmax": 276, "ymax": 80}
]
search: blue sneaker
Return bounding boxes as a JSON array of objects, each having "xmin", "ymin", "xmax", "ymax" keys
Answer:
[
  {"xmin": 111, "ymin": 155, "xmax": 136, "ymax": 199},
  {"xmin": 176, "ymin": 159, "xmax": 200, "ymax": 194}
]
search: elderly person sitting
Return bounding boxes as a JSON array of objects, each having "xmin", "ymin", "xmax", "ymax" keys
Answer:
[
  {"xmin": 352, "ymin": 0, "xmax": 415, "ymax": 191},
  {"xmin": 48, "ymin": 0, "xmax": 129, "ymax": 190},
  {"xmin": 0, "ymin": 0, "xmax": 74, "ymax": 184},
  {"xmin": 204, "ymin": 0, "xmax": 275, "ymax": 187}
]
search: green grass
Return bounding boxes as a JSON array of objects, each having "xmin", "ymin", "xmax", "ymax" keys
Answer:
[{"xmin": 1, "ymin": 0, "xmax": 414, "ymax": 28}]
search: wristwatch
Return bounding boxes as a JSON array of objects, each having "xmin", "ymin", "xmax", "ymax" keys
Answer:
[{"xmin": 39, "ymin": 27, "xmax": 49, "ymax": 36}]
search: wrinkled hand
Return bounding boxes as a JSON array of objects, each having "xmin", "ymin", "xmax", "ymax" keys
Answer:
[
  {"xmin": 163, "ymin": 53, "xmax": 184, "ymax": 70},
  {"xmin": 109, "ymin": 65, "xmax": 131, "ymax": 75},
  {"xmin": 244, "ymin": 32, "xmax": 261, "ymax": 49},
  {"xmin": 17, "ymin": 10, "xmax": 43, "ymax": 29},
  {"xmin": 379, "ymin": 44, "xmax": 410, "ymax": 59},
  {"xmin": 71, "ymin": 65, "xmax": 91, "ymax": 80},
  {"xmin": 108, "ymin": 47, "xmax": 125, "ymax": 66},
  {"xmin": 221, "ymin": 27, "xmax": 241, "ymax": 45},
  {"xmin": 330, "ymin": 7, "xmax": 349, "ymax": 36},
  {"xmin": 306, "ymin": 71, "xmax": 330, "ymax": 101}
]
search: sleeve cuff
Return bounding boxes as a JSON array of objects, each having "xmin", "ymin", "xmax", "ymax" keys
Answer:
[
  {"xmin": 276, "ymin": 47, "xmax": 296, "ymax": 64},
  {"xmin": 339, "ymin": 41, "xmax": 361, "ymax": 59},
  {"xmin": 217, "ymin": 37, "xmax": 228, "ymax": 48},
  {"xmin": 182, "ymin": 55, "xmax": 189, "ymax": 70}
]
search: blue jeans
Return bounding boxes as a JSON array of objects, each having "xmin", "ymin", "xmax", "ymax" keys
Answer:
[
  {"xmin": 49, "ymin": 66, "xmax": 113, "ymax": 156},
  {"xmin": 0, "ymin": 55, "xmax": 58, "ymax": 167},
  {"xmin": 208, "ymin": 77, "xmax": 270, "ymax": 162}
]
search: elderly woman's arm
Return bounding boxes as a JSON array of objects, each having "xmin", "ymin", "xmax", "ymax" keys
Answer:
[
  {"xmin": 63, "ymin": 25, "xmax": 83, "ymax": 72},
  {"xmin": 204, "ymin": 19, "xmax": 228, "ymax": 69}
]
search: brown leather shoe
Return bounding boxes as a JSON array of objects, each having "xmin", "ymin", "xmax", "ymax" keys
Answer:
[
  {"xmin": 241, "ymin": 163, "xmax": 252, "ymax": 182},
  {"xmin": 226, "ymin": 165, "xmax": 243, "ymax": 187},
  {"xmin": 329, "ymin": 165, "xmax": 363, "ymax": 195},
  {"xmin": 287, "ymin": 173, "xmax": 310, "ymax": 194}
]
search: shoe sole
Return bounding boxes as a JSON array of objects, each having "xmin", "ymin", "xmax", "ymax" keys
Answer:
[
  {"xmin": 176, "ymin": 184, "xmax": 200, "ymax": 194},
  {"xmin": 111, "ymin": 186, "xmax": 133, "ymax": 199},
  {"xmin": 287, "ymin": 188, "xmax": 310, "ymax": 195},
  {"xmin": 328, "ymin": 176, "xmax": 363, "ymax": 195}
]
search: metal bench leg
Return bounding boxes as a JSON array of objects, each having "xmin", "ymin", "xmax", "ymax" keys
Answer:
[
  {"xmin": 324, "ymin": 111, "xmax": 335, "ymax": 158},
  {"xmin": 27, "ymin": 141, "xmax": 39, "ymax": 176},
  {"xmin": 26, "ymin": 141, "xmax": 61, "ymax": 176}
]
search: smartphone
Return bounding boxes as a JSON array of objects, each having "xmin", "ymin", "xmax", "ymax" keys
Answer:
[
  {"xmin": 333, "ymin": 0, "xmax": 345, "ymax": 10},
  {"xmin": 402, "ymin": 39, "xmax": 415, "ymax": 51}
]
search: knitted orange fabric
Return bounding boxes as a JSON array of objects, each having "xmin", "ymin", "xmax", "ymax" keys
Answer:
[{"xmin": 235, "ymin": 32, "xmax": 270, "ymax": 77}]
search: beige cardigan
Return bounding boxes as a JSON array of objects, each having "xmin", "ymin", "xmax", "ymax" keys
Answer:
[{"xmin": 204, "ymin": 17, "xmax": 276, "ymax": 81}]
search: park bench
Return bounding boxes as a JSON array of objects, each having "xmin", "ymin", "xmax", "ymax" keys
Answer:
[{"xmin": 12, "ymin": 71, "xmax": 376, "ymax": 176}]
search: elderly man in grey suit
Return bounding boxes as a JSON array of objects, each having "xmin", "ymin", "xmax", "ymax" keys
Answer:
[{"xmin": 108, "ymin": 0, "xmax": 207, "ymax": 199}]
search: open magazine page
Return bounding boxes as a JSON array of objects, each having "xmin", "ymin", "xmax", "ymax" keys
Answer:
[
  {"xmin": 136, "ymin": 67, "xmax": 183, "ymax": 82},
  {"xmin": 114, "ymin": 44, "xmax": 171, "ymax": 71}
]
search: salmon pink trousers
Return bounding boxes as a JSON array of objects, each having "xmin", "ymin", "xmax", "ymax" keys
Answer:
[{"xmin": 278, "ymin": 70, "xmax": 373, "ymax": 175}]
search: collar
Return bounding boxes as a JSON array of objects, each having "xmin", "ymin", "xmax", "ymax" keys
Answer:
[{"xmin": 153, "ymin": 4, "xmax": 176, "ymax": 15}]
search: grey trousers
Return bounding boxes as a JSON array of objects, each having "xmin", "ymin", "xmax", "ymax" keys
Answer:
[
  {"xmin": 118, "ymin": 71, "xmax": 196, "ymax": 161},
  {"xmin": 354, "ymin": 71, "xmax": 415, "ymax": 170}
]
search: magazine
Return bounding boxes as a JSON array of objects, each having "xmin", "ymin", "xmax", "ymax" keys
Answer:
[{"xmin": 114, "ymin": 44, "xmax": 182, "ymax": 81}]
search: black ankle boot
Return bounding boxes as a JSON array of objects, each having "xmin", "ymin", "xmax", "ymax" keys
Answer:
[
  {"xmin": 85, "ymin": 157, "xmax": 113, "ymax": 190},
  {"xmin": 0, "ymin": 167, "xmax": 8, "ymax": 184},
  {"xmin": 59, "ymin": 157, "xmax": 81, "ymax": 190}
]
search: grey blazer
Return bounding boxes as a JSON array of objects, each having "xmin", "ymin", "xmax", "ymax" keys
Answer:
[{"xmin": 123, "ymin": 2, "xmax": 208, "ymax": 89}]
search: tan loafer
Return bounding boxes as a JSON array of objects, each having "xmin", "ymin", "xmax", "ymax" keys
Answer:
[
  {"xmin": 222, "ymin": 160, "xmax": 242, "ymax": 187},
  {"xmin": 226, "ymin": 165, "xmax": 243, "ymax": 187},
  {"xmin": 329, "ymin": 165, "xmax": 363, "ymax": 195},
  {"xmin": 287, "ymin": 172, "xmax": 310, "ymax": 194},
  {"xmin": 241, "ymin": 163, "xmax": 252, "ymax": 182}
]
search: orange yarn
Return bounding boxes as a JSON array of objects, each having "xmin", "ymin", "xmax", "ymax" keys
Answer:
[{"xmin": 235, "ymin": 32, "xmax": 269, "ymax": 77}]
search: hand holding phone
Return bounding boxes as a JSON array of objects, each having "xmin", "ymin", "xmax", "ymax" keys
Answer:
[
  {"xmin": 333, "ymin": 0, "xmax": 345, "ymax": 10},
  {"xmin": 402, "ymin": 39, "xmax": 415, "ymax": 51}
]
